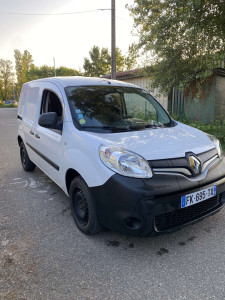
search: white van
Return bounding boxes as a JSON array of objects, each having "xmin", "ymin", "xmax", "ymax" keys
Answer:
[{"xmin": 17, "ymin": 77, "xmax": 225, "ymax": 236}]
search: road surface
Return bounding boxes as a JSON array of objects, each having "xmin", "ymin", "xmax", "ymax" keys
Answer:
[{"xmin": 1, "ymin": 108, "xmax": 225, "ymax": 300}]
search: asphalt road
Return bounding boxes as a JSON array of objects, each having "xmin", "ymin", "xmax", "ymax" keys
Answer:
[{"xmin": 1, "ymin": 108, "xmax": 225, "ymax": 300}]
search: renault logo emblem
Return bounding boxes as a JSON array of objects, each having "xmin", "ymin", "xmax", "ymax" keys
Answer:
[{"xmin": 188, "ymin": 155, "xmax": 201, "ymax": 175}]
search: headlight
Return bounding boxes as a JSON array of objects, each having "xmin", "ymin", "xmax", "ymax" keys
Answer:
[
  {"xmin": 207, "ymin": 134, "xmax": 223, "ymax": 159},
  {"xmin": 99, "ymin": 146, "xmax": 153, "ymax": 178}
]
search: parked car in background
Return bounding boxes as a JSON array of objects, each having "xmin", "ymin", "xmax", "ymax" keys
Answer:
[
  {"xmin": 17, "ymin": 76, "xmax": 225, "ymax": 237},
  {"xmin": 4, "ymin": 100, "xmax": 16, "ymax": 104}
]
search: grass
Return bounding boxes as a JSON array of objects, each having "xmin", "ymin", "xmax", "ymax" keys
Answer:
[
  {"xmin": 173, "ymin": 115, "xmax": 225, "ymax": 150},
  {"xmin": 0, "ymin": 102, "xmax": 18, "ymax": 108}
]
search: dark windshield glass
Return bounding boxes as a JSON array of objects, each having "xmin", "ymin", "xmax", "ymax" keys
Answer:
[{"xmin": 65, "ymin": 86, "xmax": 172, "ymax": 133}]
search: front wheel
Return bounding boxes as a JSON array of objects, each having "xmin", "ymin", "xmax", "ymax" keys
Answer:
[
  {"xmin": 69, "ymin": 176, "xmax": 102, "ymax": 235},
  {"xmin": 20, "ymin": 142, "xmax": 36, "ymax": 172}
]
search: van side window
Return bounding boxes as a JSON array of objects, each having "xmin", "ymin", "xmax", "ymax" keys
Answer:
[{"xmin": 40, "ymin": 90, "xmax": 63, "ymax": 131}]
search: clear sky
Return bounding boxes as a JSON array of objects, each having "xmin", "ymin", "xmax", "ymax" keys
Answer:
[{"xmin": 0, "ymin": 0, "xmax": 138, "ymax": 70}]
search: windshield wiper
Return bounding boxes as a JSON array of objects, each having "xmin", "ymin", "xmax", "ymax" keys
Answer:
[
  {"xmin": 81, "ymin": 126, "xmax": 130, "ymax": 132},
  {"xmin": 144, "ymin": 124, "xmax": 163, "ymax": 128},
  {"xmin": 81, "ymin": 124, "xmax": 168, "ymax": 132}
]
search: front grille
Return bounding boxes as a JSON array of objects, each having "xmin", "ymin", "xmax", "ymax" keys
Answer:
[
  {"xmin": 148, "ymin": 148, "xmax": 218, "ymax": 170},
  {"xmin": 155, "ymin": 195, "xmax": 221, "ymax": 231}
]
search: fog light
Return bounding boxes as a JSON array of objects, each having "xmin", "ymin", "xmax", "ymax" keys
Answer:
[{"xmin": 124, "ymin": 217, "xmax": 142, "ymax": 230}]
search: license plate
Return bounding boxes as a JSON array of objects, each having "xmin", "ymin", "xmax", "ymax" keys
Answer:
[{"xmin": 181, "ymin": 185, "xmax": 217, "ymax": 208}]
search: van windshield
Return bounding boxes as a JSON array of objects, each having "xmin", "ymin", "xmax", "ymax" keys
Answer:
[{"xmin": 65, "ymin": 86, "xmax": 173, "ymax": 133}]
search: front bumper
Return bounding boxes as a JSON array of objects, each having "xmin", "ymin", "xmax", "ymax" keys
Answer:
[{"xmin": 91, "ymin": 171, "xmax": 225, "ymax": 237}]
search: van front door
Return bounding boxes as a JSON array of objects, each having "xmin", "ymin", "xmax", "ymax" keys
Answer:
[{"xmin": 33, "ymin": 85, "xmax": 64, "ymax": 187}]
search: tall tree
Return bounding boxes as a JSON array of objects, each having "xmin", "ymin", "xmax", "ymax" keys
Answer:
[
  {"xmin": 129, "ymin": 0, "xmax": 225, "ymax": 93},
  {"xmin": 0, "ymin": 59, "xmax": 14, "ymax": 101},
  {"xmin": 14, "ymin": 49, "xmax": 34, "ymax": 91}
]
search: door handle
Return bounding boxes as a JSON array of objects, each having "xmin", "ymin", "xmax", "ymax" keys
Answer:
[
  {"xmin": 30, "ymin": 130, "xmax": 34, "ymax": 135},
  {"xmin": 35, "ymin": 133, "xmax": 40, "ymax": 139}
]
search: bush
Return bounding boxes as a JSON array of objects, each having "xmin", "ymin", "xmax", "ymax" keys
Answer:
[{"xmin": 172, "ymin": 115, "xmax": 225, "ymax": 150}]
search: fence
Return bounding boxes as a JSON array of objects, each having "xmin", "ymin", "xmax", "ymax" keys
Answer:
[{"xmin": 168, "ymin": 87, "xmax": 185, "ymax": 115}]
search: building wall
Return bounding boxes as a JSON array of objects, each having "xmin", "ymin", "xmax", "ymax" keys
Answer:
[
  {"xmin": 184, "ymin": 77, "xmax": 216, "ymax": 123},
  {"xmin": 119, "ymin": 76, "xmax": 168, "ymax": 111},
  {"xmin": 215, "ymin": 76, "xmax": 225, "ymax": 120}
]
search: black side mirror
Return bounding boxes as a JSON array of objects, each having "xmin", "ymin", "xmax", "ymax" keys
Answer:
[{"xmin": 38, "ymin": 112, "xmax": 57, "ymax": 128}]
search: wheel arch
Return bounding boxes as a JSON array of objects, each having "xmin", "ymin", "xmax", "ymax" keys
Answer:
[
  {"xmin": 65, "ymin": 168, "xmax": 81, "ymax": 195},
  {"xmin": 18, "ymin": 135, "xmax": 23, "ymax": 146}
]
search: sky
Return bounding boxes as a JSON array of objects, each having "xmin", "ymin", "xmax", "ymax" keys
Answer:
[{"xmin": 0, "ymin": 0, "xmax": 138, "ymax": 71}]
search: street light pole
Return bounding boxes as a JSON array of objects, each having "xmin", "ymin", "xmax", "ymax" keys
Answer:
[{"xmin": 111, "ymin": 0, "xmax": 116, "ymax": 79}]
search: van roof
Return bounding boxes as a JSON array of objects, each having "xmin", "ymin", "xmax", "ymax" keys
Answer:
[{"xmin": 27, "ymin": 76, "xmax": 139, "ymax": 88}]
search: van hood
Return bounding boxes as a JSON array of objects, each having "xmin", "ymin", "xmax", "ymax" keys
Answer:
[{"xmin": 84, "ymin": 122, "xmax": 216, "ymax": 160}]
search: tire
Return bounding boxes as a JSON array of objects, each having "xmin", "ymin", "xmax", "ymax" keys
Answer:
[
  {"xmin": 20, "ymin": 142, "xmax": 36, "ymax": 172},
  {"xmin": 69, "ymin": 176, "xmax": 102, "ymax": 235}
]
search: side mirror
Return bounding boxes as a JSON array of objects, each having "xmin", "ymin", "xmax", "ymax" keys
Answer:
[{"xmin": 38, "ymin": 112, "xmax": 57, "ymax": 128}]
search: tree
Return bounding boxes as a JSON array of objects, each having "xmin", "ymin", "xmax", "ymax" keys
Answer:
[
  {"xmin": 129, "ymin": 0, "xmax": 225, "ymax": 93},
  {"xmin": 27, "ymin": 65, "xmax": 54, "ymax": 80},
  {"xmin": 14, "ymin": 49, "xmax": 34, "ymax": 91},
  {"xmin": 27, "ymin": 65, "xmax": 80, "ymax": 80},
  {"xmin": 124, "ymin": 43, "xmax": 139, "ymax": 71},
  {"xmin": 115, "ymin": 48, "xmax": 125, "ymax": 72},
  {"xmin": 0, "ymin": 59, "xmax": 14, "ymax": 101},
  {"xmin": 83, "ymin": 45, "xmax": 139, "ymax": 77},
  {"xmin": 56, "ymin": 66, "xmax": 80, "ymax": 76},
  {"xmin": 83, "ymin": 46, "xmax": 111, "ymax": 77}
]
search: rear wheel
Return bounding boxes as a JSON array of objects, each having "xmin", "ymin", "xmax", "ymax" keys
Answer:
[
  {"xmin": 20, "ymin": 142, "xmax": 36, "ymax": 172},
  {"xmin": 69, "ymin": 176, "xmax": 102, "ymax": 235}
]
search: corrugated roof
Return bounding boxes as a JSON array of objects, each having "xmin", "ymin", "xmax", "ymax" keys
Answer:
[
  {"xmin": 102, "ymin": 68, "xmax": 144, "ymax": 80},
  {"xmin": 213, "ymin": 68, "xmax": 225, "ymax": 77},
  {"xmin": 102, "ymin": 67, "xmax": 225, "ymax": 80}
]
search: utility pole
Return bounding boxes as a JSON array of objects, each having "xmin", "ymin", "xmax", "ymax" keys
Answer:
[
  {"xmin": 111, "ymin": 0, "xmax": 116, "ymax": 79},
  {"xmin": 53, "ymin": 57, "xmax": 56, "ymax": 77}
]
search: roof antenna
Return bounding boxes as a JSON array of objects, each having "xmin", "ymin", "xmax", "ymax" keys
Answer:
[
  {"xmin": 99, "ymin": 79, "xmax": 112, "ymax": 84},
  {"xmin": 53, "ymin": 57, "xmax": 56, "ymax": 77}
]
